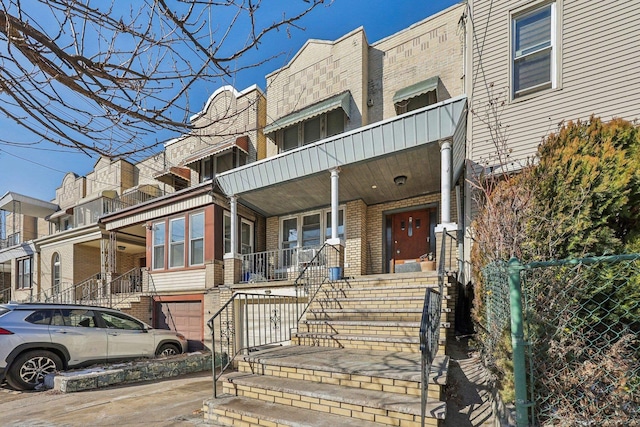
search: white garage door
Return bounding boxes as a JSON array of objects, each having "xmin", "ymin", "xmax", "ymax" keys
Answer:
[{"xmin": 155, "ymin": 301, "xmax": 203, "ymax": 351}]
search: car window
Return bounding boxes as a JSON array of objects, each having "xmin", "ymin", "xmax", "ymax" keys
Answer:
[
  {"xmin": 99, "ymin": 311, "xmax": 144, "ymax": 330},
  {"xmin": 52, "ymin": 309, "xmax": 98, "ymax": 327},
  {"xmin": 0, "ymin": 307, "xmax": 9, "ymax": 317},
  {"xmin": 25, "ymin": 310, "xmax": 53, "ymax": 325}
]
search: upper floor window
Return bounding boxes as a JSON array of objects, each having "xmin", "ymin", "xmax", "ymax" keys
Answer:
[
  {"xmin": 189, "ymin": 212, "xmax": 204, "ymax": 266},
  {"xmin": 278, "ymin": 109, "xmax": 345, "ymax": 153},
  {"xmin": 152, "ymin": 222, "xmax": 165, "ymax": 270},
  {"xmin": 197, "ymin": 149, "xmax": 248, "ymax": 183},
  {"xmin": 393, "ymin": 76, "xmax": 439, "ymax": 115},
  {"xmin": 169, "ymin": 218, "xmax": 185, "ymax": 268},
  {"xmin": 17, "ymin": 257, "xmax": 32, "ymax": 289},
  {"xmin": 512, "ymin": 2, "xmax": 556, "ymax": 99}
]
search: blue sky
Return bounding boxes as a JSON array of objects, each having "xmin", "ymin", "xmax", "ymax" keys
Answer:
[{"xmin": 0, "ymin": 0, "xmax": 461, "ymax": 203}]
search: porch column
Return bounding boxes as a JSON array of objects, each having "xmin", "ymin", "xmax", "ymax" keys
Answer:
[
  {"xmin": 229, "ymin": 195, "xmax": 238, "ymax": 256},
  {"xmin": 327, "ymin": 167, "xmax": 341, "ymax": 245},
  {"xmin": 224, "ymin": 195, "xmax": 242, "ymax": 285},
  {"xmin": 440, "ymin": 139, "xmax": 452, "ymax": 224}
]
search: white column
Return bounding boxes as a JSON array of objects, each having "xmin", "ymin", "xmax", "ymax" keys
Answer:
[
  {"xmin": 229, "ymin": 195, "xmax": 238, "ymax": 256},
  {"xmin": 440, "ymin": 139, "xmax": 452, "ymax": 224},
  {"xmin": 327, "ymin": 167, "xmax": 341, "ymax": 245}
]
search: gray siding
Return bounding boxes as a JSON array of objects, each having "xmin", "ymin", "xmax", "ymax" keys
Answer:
[{"xmin": 469, "ymin": 0, "xmax": 640, "ymax": 167}]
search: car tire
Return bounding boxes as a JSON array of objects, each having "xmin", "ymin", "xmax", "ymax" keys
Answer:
[
  {"xmin": 156, "ymin": 343, "xmax": 180, "ymax": 357},
  {"xmin": 6, "ymin": 350, "xmax": 63, "ymax": 391}
]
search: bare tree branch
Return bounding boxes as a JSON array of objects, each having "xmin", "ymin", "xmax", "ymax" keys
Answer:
[{"xmin": 0, "ymin": 0, "xmax": 328, "ymax": 157}]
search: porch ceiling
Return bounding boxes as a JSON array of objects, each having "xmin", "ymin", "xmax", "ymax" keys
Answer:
[{"xmin": 215, "ymin": 96, "xmax": 467, "ymax": 217}]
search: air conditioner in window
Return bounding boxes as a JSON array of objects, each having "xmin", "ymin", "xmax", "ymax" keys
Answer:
[{"xmin": 297, "ymin": 248, "xmax": 319, "ymax": 264}]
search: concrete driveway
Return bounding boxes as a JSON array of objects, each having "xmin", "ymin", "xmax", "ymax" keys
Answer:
[{"xmin": 0, "ymin": 372, "xmax": 215, "ymax": 426}]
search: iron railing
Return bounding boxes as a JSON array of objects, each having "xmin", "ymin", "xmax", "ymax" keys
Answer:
[
  {"xmin": 208, "ymin": 292, "xmax": 304, "ymax": 397},
  {"xmin": 208, "ymin": 243, "xmax": 341, "ymax": 397},
  {"xmin": 240, "ymin": 245, "xmax": 323, "ymax": 283},
  {"xmin": 43, "ymin": 268, "xmax": 146, "ymax": 308},
  {"xmin": 0, "ymin": 286, "xmax": 11, "ymax": 303},
  {"xmin": 419, "ymin": 227, "xmax": 455, "ymax": 426}
]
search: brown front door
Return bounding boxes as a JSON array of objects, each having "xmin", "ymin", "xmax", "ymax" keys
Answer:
[{"xmin": 392, "ymin": 209, "xmax": 430, "ymax": 261}]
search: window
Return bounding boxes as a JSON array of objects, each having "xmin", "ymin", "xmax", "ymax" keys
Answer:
[
  {"xmin": 17, "ymin": 257, "xmax": 32, "ymax": 289},
  {"xmin": 224, "ymin": 212, "xmax": 232, "ymax": 254},
  {"xmin": 240, "ymin": 219, "xmax": 253, "ymax": 255},
  {"xmin": 189, "ymin": 212, "xmax": 204, "ymax": 266},
  {"xmin": 169, "ymin": 218, "xmax": 185, "ymax": 268},
  {"xmin": 197, "ymin": 149, "xmax": 248, "ymax": 183},
  {"xmin": 99, "ymin": 311, "xmax": 144, "ymax": 330},
  {"xmin": 395, "ymin": 91, "xmax": 437, "ymax": 115},
  {"xmin": 152, "ymin": 222, "xmax": 165, "ymax": 270},
  {"xmin": 325, "ymin": 210, "xmax": 345, "ymax": 241},
  {"xmin": 301, "ymin": 214, "xmax": 321, "ymax": 247},
  {"xmin": 512, "ymin": 2, "xmax": 556, "ymax": 98},
  {"xmin": 52, "ymin": 253, "xmax": 61, "ymax": 294},
  {"xmin": 278, "ymin": 110, "xmax": 345, "ymax": 153}
]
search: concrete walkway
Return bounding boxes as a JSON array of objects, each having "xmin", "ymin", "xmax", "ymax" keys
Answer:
[{"xmin": 444, "ymin": 337, "xmax": 497, "ymax": 427}]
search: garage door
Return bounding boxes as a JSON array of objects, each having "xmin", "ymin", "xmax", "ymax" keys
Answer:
[{"xmin": 155, "ymin": 301, "xmax": 203, "ymax": 351}]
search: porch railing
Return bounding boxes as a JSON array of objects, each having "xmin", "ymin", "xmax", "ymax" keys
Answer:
[
  {"xmin": 208, "ymin": 243, "xmax": 341, "ymax": 397},
  {"xmin": 419, "ymin": 227, "xmax": 455, "ymax": 426},
  {"xmin": 240, "ymin": 245, "xmax": 324, "ymax": 283},
  {"xmin": 44, "ymin": 268, "xmax": 146, "ymax": 308},
  {"xmin": 0, "ymin": 286, "xmax": 11, "ymax": 303}
]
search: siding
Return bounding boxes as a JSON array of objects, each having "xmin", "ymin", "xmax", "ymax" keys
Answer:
[
  {"xmin": 469, "ymin": 0, "xmax": 640, "ymax": 166},
  {"xmin": 150, "ymin": 269, "xmax": 206, "ymax": 293}
]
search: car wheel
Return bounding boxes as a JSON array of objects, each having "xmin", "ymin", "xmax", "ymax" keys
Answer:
[
  {"xmin": 6, "ymin": 350, "xmax": 63, "ymax": 391},
  {"xmin": 157, "ymin": 343, "xmax": 180, "ymax": 357}
]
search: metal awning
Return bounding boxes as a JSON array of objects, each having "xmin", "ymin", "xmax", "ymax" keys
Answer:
[
  {"xmin": 0, "ymin": 192, "xmax": 58, "ymax": 217},
  {"xmin": 216, "ymin": 95, "xmax": 467, "ymax": 217},
  {"xmin": 46, "ymin": 207, "xmax": 74, "ymax": 221},
  {"xmin": 263, "ymin": 91, "xmax": 351, "ymax": 135},
  {"xmin": 393, "ymin": 76, "xmax": 440, "ymax": 104},
  {"xmin": 183, "ymin": 136, "xmax": 249, "ymax": 166},
  {"xmin": 154, "ymin": 166, "xmax": 191, "ymax": 185}
]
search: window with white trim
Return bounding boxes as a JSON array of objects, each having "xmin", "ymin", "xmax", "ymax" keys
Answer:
[
  {"xmin": 189, "ymin": 212, "xmax": 204, "ymax": 266},
  {"xmin": 152, "ymin": 222, "xmax": 165, "ymax": 270},
  {"xmin": 280, "ymin": 208, "xmax": 345, "ymax": 250},
  {"xmin": 169, "ymin": 218, "xmax": 185, "ymax": 268},
  {"xmin": 512, "ymin": 2, "xmax": 556, "ymax": 98},
  {"xmin": 240, "ymin": 219, "xmax": 254, "ymax": 255},
  {"xmin": 224, "ymin": 212, "xmax": 231, "ymax": 254},
  {"xmin": 52, "ymin": 253, "xmax": 61, "ymax": 294},
  {"xmin": 17, "ymin": 257, "xmax": 32, "ymax": 289}
]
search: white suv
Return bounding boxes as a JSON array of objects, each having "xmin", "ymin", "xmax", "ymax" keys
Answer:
[{"xmin": 0, "ymin": 303, "xmax": 188, "ymax": 390}]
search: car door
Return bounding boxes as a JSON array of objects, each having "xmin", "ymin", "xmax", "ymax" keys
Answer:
[
  {"xmin": 98, "ymin": 310, "xmax": 154, "ymax": 360},
  {"xmin": 49, "ymin": 309, "xmax": 108, "ymax": 366}
]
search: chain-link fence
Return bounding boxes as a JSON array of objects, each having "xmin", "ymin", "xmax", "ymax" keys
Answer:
[{"xmin": 481, "ymin": 255, "xmax": 640, "ymax": 426}]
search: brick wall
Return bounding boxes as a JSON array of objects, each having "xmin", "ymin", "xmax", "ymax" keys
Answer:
[{"xmin": 345, "ymin": 199, "xmax": 367, "ymax": 277}]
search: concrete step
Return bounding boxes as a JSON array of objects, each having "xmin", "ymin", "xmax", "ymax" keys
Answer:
[
  {"xmin": 237, "ymin": 346, "xmax": 448, "ymax": 398},
  {"xmin": 219, "ymin": 373, "xmax": 446, "ymax": 426},
  {"xmin": 318, "ymin": 283, "xmax": 439, "ymax": 299},
  {"xmin": 205, "ymin": 395, "xmax": 391, "ymax": 427},
  {"xmin": 298, "ymin": 320, "xmax": 450, "ymax": 337},
  {"xmin": 291, "ymin": 332, "xmax": 446, "ymax": 354},
  {"xmin": 306, "ymin": 307, "xmax": 452, "ymax": 322}
]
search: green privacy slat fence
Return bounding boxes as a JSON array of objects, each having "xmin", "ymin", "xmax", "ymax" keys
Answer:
[{"xmin": 482, "ymin": 254, "xmax": 640, "ymax": 426}]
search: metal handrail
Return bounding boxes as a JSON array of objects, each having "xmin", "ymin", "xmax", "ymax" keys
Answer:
[
  {"xmin": 419, "ymin": 227, "xmax": 456, "ymax": 426},
  {"xmin": 208, "ymin": 242, "xmax": 342, "ymax": 397},
  {"xmin": 207, "ymin": 292, "xmax": 302, "ymax": 397}
]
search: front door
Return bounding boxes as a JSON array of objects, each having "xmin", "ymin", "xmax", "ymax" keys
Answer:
[{"xmin": 391, "ymin": 209, "xmax": 430, "ymax": 262}]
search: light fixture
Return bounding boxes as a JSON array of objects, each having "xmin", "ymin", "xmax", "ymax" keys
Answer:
[
  {"xmin": 117, "ymin": 245, "xmax": 126, "ymax": 251},
  {"xmin": 394, "ymin": 175, "xmax": 407, "ymax": 186}
]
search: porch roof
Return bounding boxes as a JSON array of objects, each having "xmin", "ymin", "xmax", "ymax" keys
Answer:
[
  {"xmin": 215, "ymin": 96, "xmax": 467, "ymax": 217},
  {"xmin": 0, "ymin": 191, "xmax": 58, "ymax": 217}
]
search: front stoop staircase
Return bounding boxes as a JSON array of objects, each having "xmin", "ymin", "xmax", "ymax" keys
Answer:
[{"xmin": 204, "ymin": 273, "xmax": 452, "ymax": 427}]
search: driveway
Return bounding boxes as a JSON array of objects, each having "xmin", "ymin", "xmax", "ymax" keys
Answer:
[{"xmin": 0, "ymin": 372, "xmax": 216, "ymax": 426}]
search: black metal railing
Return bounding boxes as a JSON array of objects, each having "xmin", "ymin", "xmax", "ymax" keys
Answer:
[
  {"xmin": 293, "ymin": 243, "xmax": 342, "ymax": 320},
  {"xmin": 419, "ymin": 227, "xmax": 456, "ymax": 426}
]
